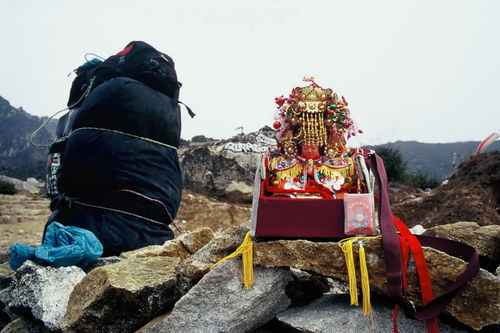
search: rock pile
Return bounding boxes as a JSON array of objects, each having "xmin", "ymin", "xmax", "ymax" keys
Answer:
[
  {"xmin": 179, "ymin": 127, "xmax": 275, "ymax": 203},
  {"xmin": 0, "ymin": 148, "xmax": 499, "ymax": 332},
  {"xmin": 0, "ymin": 223, "xmax": 498, "ymax": 333},
  {"xmin": 393, "ymin": 151, "xmax": 500, "ymax": 228},
  {"xmin": 252, "ymin": 233, "xmax": 500, "ymax": 331}
]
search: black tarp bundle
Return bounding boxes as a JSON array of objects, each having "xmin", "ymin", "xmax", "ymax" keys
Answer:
[{"xmin": 46, "ymin": 41, "xmax": 183, "ymax": 256}]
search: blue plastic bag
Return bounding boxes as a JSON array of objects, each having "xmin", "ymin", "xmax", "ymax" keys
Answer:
[{"xmin": 9, "ymin": 222, "xmax": 103, "ymax": 270}]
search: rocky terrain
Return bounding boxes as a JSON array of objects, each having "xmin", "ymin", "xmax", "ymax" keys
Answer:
[
  {"xmin": 392, "ymin": 151, "xmax": 500, "ymax": 228},
  {"xmin": 0, "ymin": 148, "xmax": 499, "ymax": 332},
  {"xmin": 0, "ymin": 221, "xmax": 498, "ymax": 332}
]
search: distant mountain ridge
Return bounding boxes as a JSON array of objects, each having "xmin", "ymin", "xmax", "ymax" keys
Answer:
[
  {"xmin": 376, "ymin": 140, "xmax": 500, "ymax": 180},
  {"xmin": 0, "ymin": 95, "xmax": 57, "ymax": 180},
  {"xmin": 0, "ymin": 94, "xmax": 498, "ymax": 182}
]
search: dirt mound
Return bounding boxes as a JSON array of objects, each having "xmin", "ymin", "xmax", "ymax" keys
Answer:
[
  {"xmin": 172, "ymin": 190, "xmax": 251, "ymax": 236},
  {"xmin": 392, "ymin": 151, "xmax": 500, "ymax": 228}
]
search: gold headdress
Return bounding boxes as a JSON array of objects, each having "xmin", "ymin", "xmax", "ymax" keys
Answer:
[{"xmin": 272, "ymin": 77, "xmax": 362, "ymax": 158}]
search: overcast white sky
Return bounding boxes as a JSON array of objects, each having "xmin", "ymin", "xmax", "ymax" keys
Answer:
[{"xmin": 0, "ymin": 0, "xmax": 499, "ymax": 145}]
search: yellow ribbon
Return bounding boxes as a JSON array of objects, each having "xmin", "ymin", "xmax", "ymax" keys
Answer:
[
  {"xmin": 338, "ymin": 236, "xmax": 381, "ymax": 316},
  {"xmin": 211, "ymin": 232, "xmax": 254, "ymax": 289}
]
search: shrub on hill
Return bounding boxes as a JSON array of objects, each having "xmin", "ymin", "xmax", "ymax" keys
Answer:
[
  {"xmin": 375, "ymin": 145, "xmax": 440, "ymax": 190},
  {"xmin": 404, "ymin": 172, "xmax": 440, "ymax": 190},
  {"xmin": 0, "ymin": 180, "xmax": 17, "ymax": 195},
  {"xmin": 374, "ymin": 145, "xmax": 407, "ymax": 182}
]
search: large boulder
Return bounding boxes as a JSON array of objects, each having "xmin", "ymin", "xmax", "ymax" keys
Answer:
[
  {"xmin": 253, "ymin": 238, "xmax": 500, "ymax": 331},
  {"xmin": 61, "ymin": 256, "xmax": 181, "ymax": 333},
  {"xmin": 276, "ymin": 294, "xmax": 468, "ymax": 333},
  {"xmin": 0, "ymin": 261, "xmax": 85, "ymax": 331},
  {"xmin": 179, "ymin": 129, "xmax": 275, "ymax": 203},
  {"xmin": 180, "ymin": 146, "xmax": 257, "ymax": 203},
  {"xmin": 142, "ymin": 259, "xmax": 292, "ymax": 333}
]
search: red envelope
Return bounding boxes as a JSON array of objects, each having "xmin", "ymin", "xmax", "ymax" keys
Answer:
[{"xmin": 343, "ymin": 193, "xmax": 377, "ymax": 235}]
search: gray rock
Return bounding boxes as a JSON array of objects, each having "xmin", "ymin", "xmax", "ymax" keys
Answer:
[
  {"xmin": 0, "ymin": 317, "xmax": 49, "ymax": 333},
  {"xmin": 0, "ymin": 216, "xmax": 12, "ymax": 224},
  {"xmin": 143, "ymin": 260, "xmax": 293, "ymax": 333},
  {"xmin": 177, "ymin": 227, "xmax": 215, "ymax": 254},
  {"xmin": 181, "ymin": 145, "xmax": 257, "ymax": 203},
  {"xmin": 0, "ymin": 261, "xmax": 85, "ymax": 331},
  {"xmin": 61, "ymin": 256, "xmax": 181, "ymax": 333},
  {"xmin": 180, "ymin": 226, "xmax": 248, "ymax": 283},
  {"xmin": 179, "ymin": 127, "xmax": 276, "ymax": 204},
  {"xmin": 277, "ymin": 294, "xmax": 468, "ymax": 333},
  {"xmin": 286, "ymin": 268, "xmax": 329, "ymax": 305},
  {"xmin": 327, "ymin": 278, "xmax": 349, "ymax": 295}
]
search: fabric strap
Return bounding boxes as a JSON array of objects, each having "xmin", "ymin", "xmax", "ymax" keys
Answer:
[
  {"xmin": 395, "ymin": 217, "xmax": 439, "ymax": 333},
  {"xmin": 412, "ymin": 235, "xmax": 479, "ymax": 320},
  {"xmin": 366, "ymin": 154, "xmax": 403, "ymax": 298},
  {"xmin": 367, "ymin": 153, "xmax": 480, "ymax": 327}
]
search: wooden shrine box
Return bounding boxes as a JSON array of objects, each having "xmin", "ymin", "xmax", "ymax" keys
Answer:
[{"xmin": 250, "ymin": 163, "xmax": 349, "ymax": 240}]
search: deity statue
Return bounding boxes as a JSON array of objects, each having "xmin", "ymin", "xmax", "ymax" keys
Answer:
[{"xmin": 265, "ymin": 77, "xmax": 364, "ymax": 198}]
